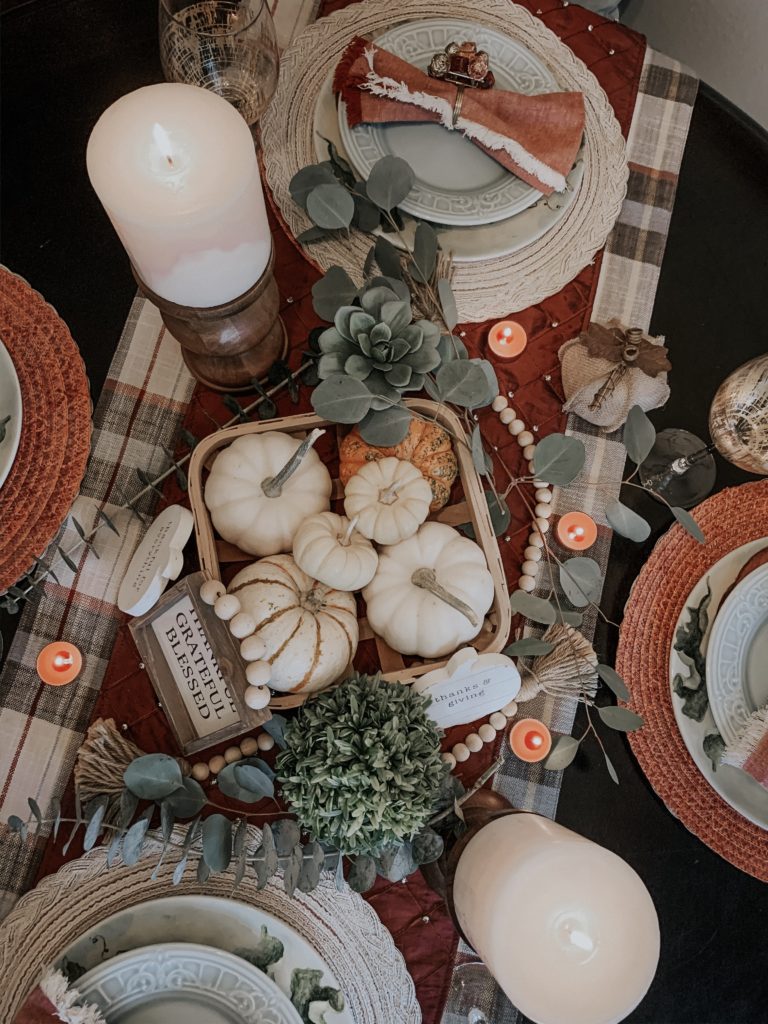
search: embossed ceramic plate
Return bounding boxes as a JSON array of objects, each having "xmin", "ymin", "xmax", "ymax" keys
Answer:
[
  {"xmin": 77, "ymin": 943, "xmax": 303, "ymax": 1024},
  {"xmin": 0, "ymin": 336, "xmax": 22, "ymax": 491},
  {"xmin": 706, "ymin": 563, "xmax": 768, "ymax": 746},
  {"xmin": 338, "ymin": 18, "xmax": 559, "ymax": 226},
  {"xmin": 59, "ymin": 894, "xmax": 352, "ymax": 1024},
  {"xmin": 669, "ymin": 540, "xmax": 768, "ymax": 830}
]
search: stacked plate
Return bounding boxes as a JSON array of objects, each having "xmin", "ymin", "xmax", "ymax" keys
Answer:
[
  {"xmin": 0, "ymin": 830, "xmax": 420, "ymax": 1022},
  {"xmin": 669, "ymin": 540, "xmax": 768, "ymax": 829}
]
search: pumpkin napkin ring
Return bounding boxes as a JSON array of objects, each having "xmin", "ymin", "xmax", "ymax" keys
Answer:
[
  {"xmin": 559, "ymin": 319, "xmax": 671, "ymax": 432},
  {"xmin": 428, "ymin": 41, "xmax": 495, "ymax": 90}
]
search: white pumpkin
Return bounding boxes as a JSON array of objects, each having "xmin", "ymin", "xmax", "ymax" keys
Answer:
[
  {"xmin": 343, "ymin": 456, "xmax": 431, "ymax": 545},
  {"xmin": 362, "ymin": 522, "xmax": 494, "ymax": 658},
  {"xmin": 205, "ymin": 428, "xmax": 332, "ymax": 557},
  {"xmin": 229, "ymin": 554, "xmax": 358, "ymax": 693},
  {"xmin": 293, "ymin": 511, "xmax": 378, "ymax": 591}
]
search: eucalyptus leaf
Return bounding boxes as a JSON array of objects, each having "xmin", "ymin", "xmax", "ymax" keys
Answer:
[
  {"xmin": 335, "ymin": 851, "xmax": 346, "ymax": 891},
  {"xmin": 363, "ymin": 244, "xmax": 376, "ymax": 277},
  {"xmin": 260, "ymin": 823, "xmax": 279, "ymax": 876},
  {"xmin": 121, "ymin": 817, "xmax": 150, "ymax": 867},
  {"xmin": 262, "ymin": 715, "xmax": 288, "ymax": 749},
  {"xmin": 8, "ymin": 814, "xmax": 27, "ymax": 840},
  {"xmin": 559, "ymin": 557, "xmax": 602, "ymax": 608},
  {"xmin": 124, "ymin": 754, "xmax": 183, "ymax": 801},
  {"xmin": 623, "ymin": 405, "xmax": 656, "ymax": 465},
  {"xmin": 503, "ymin": 638, "xmax": 556, "ymax": 657},
  {"xmin": 119, "ymin": 789, "xmax": 139, "ymax": 830},
  {"xmin": 217, "ymin": 762, "xmax": 273, "ymax": 804},
  {"xmin": 311, "ymin": 375, "xmax": 372, "ymax": 424},
  {"xmin": 603, "ymin": 750, "xmax": 619, "ymax": 785},
  {"xmin": 597, "ymin": 705, "xmax": 644, "ymax": 732},
  {"xmin": 359, "ymin": 405, "xmax": 412, "ymax": 446},
  {"xmin": 272, "ymin": 819, "xmax": 301, "ymax": 856},
  {"xmin": 353, "ymin": 193, "xmax": 381, "ymax": 232},
  {"xmin": 509, "ymin": 590, "xmax": 557, "ymax": 625},
  {"xmin": 306, "ymin": 183, "xmax": 355, "ymax": 230},
  {"xmin": 376, "ymin": 842, "xmax": 417, "ymax": 882},
  {"xmin": 202, "ymin": 814, "xmax": 232, "ymax": 873},
  {"xmin": 284, "ymin": 843, "xmax": 303, "ymax": 897},
  {"xmin": 411, "ymin": 828, "xmax": 444, "ymax": 865},
  {"xmin": 672, "ymin": 506, "xmax": 705, "ymax": 544},
  {"xmin": 27, "ymin": 798, "xmax": 41, "ymax": 827},
  {"xmin": 473, "ymin": 358, "xmax": 499, "ymax": 407},
  {"xmin": 597, "ymin": 664, "xmax": 630, "ymax": 701},
  {"xmin": 434, "ymin": 360, "xmax": 492, "ymax": 408},
  {"xmin": 347, "ymin": 854, "xmax": 377, "ymax": 893},
  {"xmin": 557, "ymin": 610, "xmax": 584, "ymax": 627},
  {"xmin": 605, "ymin": 499, "xmax": 651, "ymax": 542},
  {"xmin": 311, "ymin": 266, "xmax": 358, "ymax": 322},
  {"xmin": 162, "ymin": 777, "xmax": 206, "ymax": 819},
  {"xmin": 289, "ymin": 163, "xmax": 337, "ymax": 208},
  {"xmin": 437, "ymin": 278, "xmax": 458, "ymax": 331},
  {"xmin": 374, "ymin": 235, "xmax": 403, "ymax": 279},
  {"xmin": 366, "ymin": 155, "xmax": 415, "ymax": 210},
  {"xmin": 83, "ymin": 796, "xmax": 108, "ymax": 852},
  {"xmin": 297, "ymin": 226, "xmax": 330, "ymax": 244},
  {"xmin": 486, "ymin": 490, "xmax": 511, "ymax": 535},
  {"xmin": 437, "ymin": 334, "xmax": 467, "ymax": 362},
  {"xmin": 172, "ymin": 856, "xmax": 188, "ymax": 886},
  {"xmin": 106, "ymin": 830, "xmax": 123, "ymax": 867},
  {"xmin": 470, "ymin": 425, "xmax": 492, "ymax": 476},
  {"xmin": 298, "ymin": 840, "xmax": 325, "ymax": 894},
  {"xmin": 533, "ymin": 434, "xmax": 586, "ymax": 486},
  {"xmin": 544, "ymin": 735, "xmax": 580, "ymax": 771},
  {"xmin": 408, "ymin": 222, "xmax": 438, "ymax": 283},
  {"xmin": 197, "ymin": 858, "xmax": 211, "ymax": 884}
]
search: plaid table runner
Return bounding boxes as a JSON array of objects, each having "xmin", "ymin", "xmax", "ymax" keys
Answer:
[{"xmin": 0, "ymin": 3, "xmax": 697, "ymax": 1021}]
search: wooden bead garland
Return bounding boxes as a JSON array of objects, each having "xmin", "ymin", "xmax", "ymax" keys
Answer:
[{"xmin": 450, "ymin": 700, "xmax": 519, "ymax": 765}]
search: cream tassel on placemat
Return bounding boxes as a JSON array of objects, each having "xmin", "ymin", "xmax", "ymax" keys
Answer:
[
  {"xmin": 517, "ymin": 623, "xmax": 599, "ymax": 703},
  {"xmin": 38, "ymin": 969, "xmax": 106, "ymax": 1024},
  {"xmin": 722, "ymin": 705, "xmax": 768, "ymax": 783}
]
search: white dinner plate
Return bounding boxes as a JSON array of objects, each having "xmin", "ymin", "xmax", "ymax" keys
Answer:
[
  {"xmin": 668, "ymin": 539, "xmax": 768, "ymax": 830},
  {"xmin": 338, "ymin": 18, "xmax": 560, "ymax": 227},
  {"xmin": 0, "ymin": 335, "xmax": 22, "ymax": 491},
  {"xmin": 706, "ymin": 563, "xmax": 768, "ymax": 746},
  {"xmin": 77, "ymin": 942, "xmax": 303, "ymax": 1024},
  {"xmin": 59, "ymin": 894, "xmax": 352, "ymax": 1024}
]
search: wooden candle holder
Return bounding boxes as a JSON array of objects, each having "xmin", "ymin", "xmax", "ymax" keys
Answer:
[{"xmin": 134, "ymin": 246, "xmax": 287, "ymax": 392}]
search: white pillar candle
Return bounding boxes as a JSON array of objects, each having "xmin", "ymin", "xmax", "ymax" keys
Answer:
[
  {"xmin": 87, "ymin": 83, "xmax": 271, "ymax": 308},
  {"xmin": 453, "ymin": 814, "xmax": 659, "ymax": 1024}
]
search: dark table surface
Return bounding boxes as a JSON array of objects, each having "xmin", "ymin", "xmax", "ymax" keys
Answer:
[{"xmin": 2, "ymin": 1, "xmax": 767, "ymax": 1022}]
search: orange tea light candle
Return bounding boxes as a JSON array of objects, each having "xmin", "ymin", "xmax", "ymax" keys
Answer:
[
  {"xmin": 509, "ymin": 718, "xmax": 552, "ymax": 763},
  {"xmin": 36, "ymin": 642, "xmax": 83, "ymax": 686},
  {"xmin": 488, "ymin": 320, "xmax": 527, "ymax": 360},
  {"xmin": 556, "ymin": 510, "xmax": 598, "ymax": 551}
]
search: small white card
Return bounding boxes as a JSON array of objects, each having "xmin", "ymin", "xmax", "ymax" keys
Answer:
[
  {"xmin": 151, "ymin": 594, "xmax": 239, "ymax": 738},
  {"xmin": 412, "ymin": 648, "xmax": 521, "ymax": 729},
  {"xmin": 118, "ymin": 505, "xmax": 194, "ymax": 616}
]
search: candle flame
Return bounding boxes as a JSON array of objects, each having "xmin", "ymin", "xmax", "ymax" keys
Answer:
[
  {"xmin": 53, "ymin": 652, "xmax": 73, "ymax": 670},
  {"xmin": 152, "ymin": 122, "xmax": 175, "ymax": 168},
  {"xmin": 502, "ymin": 327, "xmax": 513, "ymax": 339}
]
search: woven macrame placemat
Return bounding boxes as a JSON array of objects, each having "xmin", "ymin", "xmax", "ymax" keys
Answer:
[
  {"xmin": 0, "ymin": 268, "xmax": 91, "ymax": 591},
  {"xmin": 261, "ymin": 0, "xmax": 628, "ymax": 322},
  {"xmin": 617, "ymin": 480, "xmax": 768, "ymax": 881}
]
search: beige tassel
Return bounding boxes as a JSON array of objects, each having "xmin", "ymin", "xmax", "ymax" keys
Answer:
[
  {"xmin": 39, "ymin": 968, "xmax": 108, "ymax": 1024},
  {"xmin": 517, "ymin": 623, "xmax": 599, "ymax": 703},
  {"xmin": 74, "ymin": 718, "xmax": 187, "ymax": 822}
]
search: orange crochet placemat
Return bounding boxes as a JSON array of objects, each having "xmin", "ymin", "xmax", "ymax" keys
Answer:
[
  {"xmin": 0, "ymin": 268, "xmax": 92, "ymax": 591},
  {"xmin": 617, "ymin": 480, "xmax": 768, "ymax": 882}
]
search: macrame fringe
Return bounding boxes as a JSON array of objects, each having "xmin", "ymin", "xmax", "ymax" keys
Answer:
[
  {"xmin": 517, "ymin": 623, "xmax": 599, "ymax": 703},
  {"xmin": 39, "ymin": 969, "xmax": 107, "ymax": 1024},
  {"xmin": 722, "ymin": 706, "xmax": 768, "ymax": 770}
]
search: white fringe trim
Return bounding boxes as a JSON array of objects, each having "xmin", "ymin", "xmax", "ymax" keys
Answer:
[
  {"xmin": 722, "ymin": 705, "xmax": 768, "ymax": 771},
  {"xmin": 39, "ymin": 969, "xmax": 107, "ymax": 1024},
  {"xmin": 360, "ymin": 48, "xmax": 567, "ymax": 193}
]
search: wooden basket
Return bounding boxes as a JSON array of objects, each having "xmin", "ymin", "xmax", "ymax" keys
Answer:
[{"xmin": 188, "ymin": 399, "xmax": 511, "ymax": 710}]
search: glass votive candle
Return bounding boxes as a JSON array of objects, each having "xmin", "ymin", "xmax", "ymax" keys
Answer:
[
  {"xmin": 509, "ymin": 718, "xmax": 552, "ymax": 763},
  {"xmin": 488, "ymin": 320, "xmax": 527, "ymax": 360}
]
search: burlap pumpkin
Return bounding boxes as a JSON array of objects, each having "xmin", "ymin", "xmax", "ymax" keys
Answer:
[{"xmin": 559, "ymin": 321, "xmax": 671, "ymax": 432}]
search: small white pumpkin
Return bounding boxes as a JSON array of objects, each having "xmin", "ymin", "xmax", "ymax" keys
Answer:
[
  {"xmin": 343, "ymin": 456, "xmax": 431, "ymax": 545},
  {"xmin": 229, "ymin": 554, "xmax": 358, "ymax": 693},
  {"xmin": 205, "ymin": 428, "xmax": 332, "ymax": 557},
  {"xmin": 293, "ymin": 511, "xmax": 378, "ymax": 591},
  {"xmin": 362, "ymin": 522, "xmax": 494, "ymax": 658}
]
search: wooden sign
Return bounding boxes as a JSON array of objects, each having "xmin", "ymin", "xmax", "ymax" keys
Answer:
[
  {"xmin": 130, "ymin": 571, "xmax": 269, "ymax": 754},
  {"xmin": 412, "ymin": 647, "xmax": 521, "ymax": 729}
]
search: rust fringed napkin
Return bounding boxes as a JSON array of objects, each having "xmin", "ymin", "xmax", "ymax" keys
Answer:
[{"xmin": 333, "ymin": 36, "xmax": 585, "ymax": 195}]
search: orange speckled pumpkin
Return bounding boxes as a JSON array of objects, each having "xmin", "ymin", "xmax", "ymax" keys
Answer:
[{"xmin": 339, "ymin": 420, "xmax": 458, "ymax": 511}]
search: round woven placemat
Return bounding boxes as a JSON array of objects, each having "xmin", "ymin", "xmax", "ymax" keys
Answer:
[
  {"xmin": 617, "ymin": 480, "xmax": 768, "ymax": 881},
  {"xmin": 261, "ymin": 0, "xmax": 628, "ymax": 322},
  {"xmin": 0, "ymin": 268, "xmax": 91, "ymax": 591}
]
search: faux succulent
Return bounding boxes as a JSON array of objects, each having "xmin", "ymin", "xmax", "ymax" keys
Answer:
[
  {"xmin": 276, "ymin": 672, "xmax": 446, "ymax": 857},
  {"xmin": 319, "ymin": 283, "xmax": 441, "ymax": 399}
]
